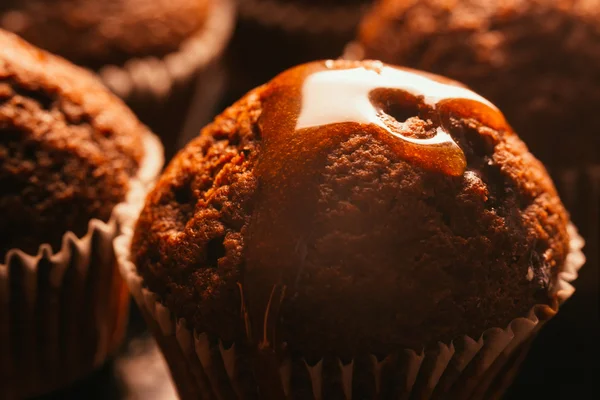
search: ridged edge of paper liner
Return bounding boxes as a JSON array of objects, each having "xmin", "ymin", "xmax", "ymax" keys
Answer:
[
  {"xmin": 0, "ymin": 132, "xmax": 163, "ymax": 398},
  {"xmin": 117, "ymin": 217, "xmax": 584, "ymax": 399}
]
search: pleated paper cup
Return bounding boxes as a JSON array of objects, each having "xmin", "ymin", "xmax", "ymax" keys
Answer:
[
  {"xmin": 117, "ymin": 210, "xmax": 584, "ymax": 399},
  {"xmin": 0, "ymin": 132, "xmax": 163, "ymax": 399},
  {"xmin": 99, "ymin": 0, "xmax": 235, "ymax": 160}
]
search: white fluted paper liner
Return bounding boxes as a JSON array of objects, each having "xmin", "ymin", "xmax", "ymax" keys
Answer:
[
  {"xmin": 0, "ymin": 132, "xmax": 163, "ymax": 399},
  {"xmin": 117, "ymin": 218, "xmax": 584, "ymax": 399},
  {"xmin": 99, "ymin": 0, "xmax": 235, "ymax": 103},
  {"xmin": 98, "ymin": 0, "xmax": 234, "ymax": 159}
]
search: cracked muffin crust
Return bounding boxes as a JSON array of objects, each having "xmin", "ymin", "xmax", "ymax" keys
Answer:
[
  {"xmin": 131, "ymin": 60, "xmax": 571, "ymax": 361},
  {"xmin": 355, "ymin": 0, "xmax": 600, "ymax": 167},
  {"xmin": 0, "ymin": 29, "xmax": 148, "ymax": 258}
]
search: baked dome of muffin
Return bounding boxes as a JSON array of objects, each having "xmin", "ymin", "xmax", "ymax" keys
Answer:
[
  {"xmin": 0, "ymin": 29, "xmax": 148, "ymax": 258},
  {"xmin": 0, "ymin": 0, "xmax": 210, "ymax": 68},
  {"xmin": 131, "ymin": 60, "xmax": 570, "ymax": 360},
  {"xmin": 355, "ymin": 0, "xmax": 600, "ymax": 167}
]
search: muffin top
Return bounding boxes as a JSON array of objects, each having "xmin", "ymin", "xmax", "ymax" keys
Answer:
[
  {"xmin": 0, "ymin": 0, "xmax": 210, "ymax": 68},
  {"xmin": 357, "ymin": 0, "xmax": 600, "ymax": 166},
  {"xmin": 132, "ymin": 60, "xmax": 570, "ymax": 359},
  {"xmin": 0, "ymin": 29, "xmax": 148, "ymax": 258}
]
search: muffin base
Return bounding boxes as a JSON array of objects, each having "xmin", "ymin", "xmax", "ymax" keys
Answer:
[
  {"xmin": 117, "ymin": 220, "xmax": 584, "ymax": 399},
  {"xmin": 0, "ymin": 132, "xmax": 163, "ymax": 399}
]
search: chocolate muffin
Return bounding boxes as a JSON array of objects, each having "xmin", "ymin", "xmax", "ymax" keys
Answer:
[
  {"xmin": 127, "ymin": 60, "xmax": 583, "ymax": 398},
  {"xmin": 226, "ymin": 0, "xmax": 372, "ymax": 99},
  {"xmin": 0, "ymin": 0, "xmax": 235, "ymax": 159},
  {"xmin": 354, "ymin": 2, "xmax": 600, "ymax": 388},
  {"xmin": 0, "ymin": 29, "xmax": 163, "ymax": 398},
  {"xmin": 353, "ymin": 0, "xmax": 600, "ymax": 168},
  {"xmin": 0, "ymin": 29, "xmax": 145, "ymax": 258}
]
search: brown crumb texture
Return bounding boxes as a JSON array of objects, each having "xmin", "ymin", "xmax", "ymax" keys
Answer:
[
  {"xmin": 0, "ymin": 0, "xmax": 210, "ymax": 68},
  {"xmin": 0, "ymin": 29, "xmax": 147, "ymax": 258},
  {"xmin": 357, "ymin": 0, "xmax": 600, "ymax": 166},
  {"xmin": 132, "ymin": 61, "xmax": 571, "ymax": 359},
  {"xmin": 132, "ymin": 89, "xmax": 263, "ymax": 343}
]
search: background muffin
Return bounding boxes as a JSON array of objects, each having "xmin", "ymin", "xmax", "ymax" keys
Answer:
[
  {"xmin": 0, "ymin": 29, "xmax": 163, "ymax": 398},
  {"xmin": 0, "ymin": 0, "xmax": 208, "ymax": 68},
  {"xmin": 125, "ymin": 60, "xmax": 583, "ymax": 399},
  {"xmin": 0, "ymin": 0, "xmax": 235, "ymax": 159},
  {"xmin": 354, "ymin": 0, "xmax": 600, "ymax": 168},
  {"xmin": 0, "ymin": 28, "xmax": 146, "ymax": 257},
  {"xmin": 226, "ymin": 0, "xmax": 372, "ymax": 98}
]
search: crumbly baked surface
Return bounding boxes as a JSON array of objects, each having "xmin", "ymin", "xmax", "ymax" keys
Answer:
[
  {"xmin": 0, "ymin": 29, "xmax": 147, "ymax": 258},
  {"xmin": 357, "ymin": 0, "xmax": 600, "ymax": 166},
  {"xmin": 0, "ymin": 0, "xmax": 210, "ymax": 68},
  {"xmin": 132, "ymin": 60, "xmax": 570, "ymax": 359}
]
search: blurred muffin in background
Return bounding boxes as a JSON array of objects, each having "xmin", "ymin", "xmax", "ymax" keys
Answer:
[
  {"xmin": 352, "ymin": 0, "xmax": 600, "ymax": 169},
  {"xmin": 226, "ymin": 0, "xmax": 373, "ymax": 99},
  {"xmin": 0, "ymin": 0, "xmax": 235, "ymax": 159},
  {"xmin": 0, "ymin": 29, "xmax": 163, "ymax": 398}
]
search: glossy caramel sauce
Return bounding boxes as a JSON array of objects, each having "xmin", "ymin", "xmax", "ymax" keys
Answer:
[{"xmin": 240, "ymin": 60, "xmax": 507, "ymax": 396}]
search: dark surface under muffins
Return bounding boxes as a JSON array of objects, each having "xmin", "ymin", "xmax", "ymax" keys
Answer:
[
  {"xmin": 0, "ymin": 29, "xmax": 146, "ymax": 258},
  {"xmin": 131, "ymin": 60, "xmax": 571, "ymax": 366},
  {"xmin": 355, "ymin": 0, "xmax": 600, "ymax": 167}
]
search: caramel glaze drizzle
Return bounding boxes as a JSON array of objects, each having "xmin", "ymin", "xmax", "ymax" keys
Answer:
[{"xmin": 241, "ymin": 60, "xmax": 507, "ymax": 398}]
